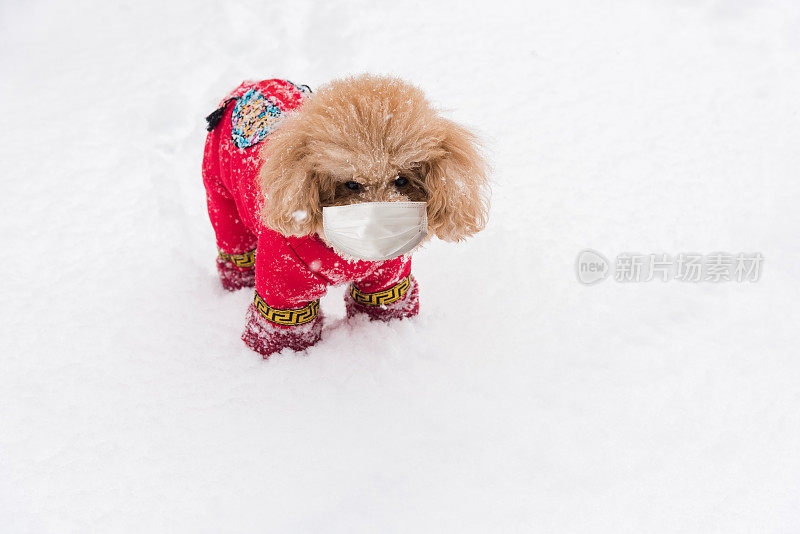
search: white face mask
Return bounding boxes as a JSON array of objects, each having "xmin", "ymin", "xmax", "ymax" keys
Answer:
[{"xmin": 322, "ymin": 201, "xmax": 428, "ymax": 261}]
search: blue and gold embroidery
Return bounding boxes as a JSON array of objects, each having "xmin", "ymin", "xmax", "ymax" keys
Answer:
[{"xmin": 230, "ymin": 89, "xmax": 283, "ymax": 149}]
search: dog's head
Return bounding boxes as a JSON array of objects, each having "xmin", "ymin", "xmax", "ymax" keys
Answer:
[{"xmin": 258, "ymin": 74, "xmax": 489, "ymax": 243}]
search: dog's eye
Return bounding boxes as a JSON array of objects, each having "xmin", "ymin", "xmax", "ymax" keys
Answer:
[
  {"xmin": 345, "ymin": 181, "xmax": 362, "ymax": 191},
  {"xmin": 394, "ymin": 176, "xmax": 409, "ymax": 188}
]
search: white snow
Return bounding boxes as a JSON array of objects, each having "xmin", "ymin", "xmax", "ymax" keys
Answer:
[{"xmin": 2, "ymin": 0, "xmax": 800, "ymax": 532}]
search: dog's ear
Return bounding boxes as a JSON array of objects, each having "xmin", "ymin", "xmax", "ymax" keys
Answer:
[
  {"xmin": 423, "ymin": 118, "xmax": 490, "ymax": 242},
  {"xmin": 258, "ymin": 120, "xmax": 322, "ymax": 237}
]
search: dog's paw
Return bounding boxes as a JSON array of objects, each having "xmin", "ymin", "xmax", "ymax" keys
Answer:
[
  {"xmin": 216, "ymin": 257, "xmax": 256, "ymax": 291},
  {"xmin": 345, "ymin": 275, "xmax": 420, "ymax": 322},
  {"xmin": 241, "ymin": 303, "xmax": 323, "ymax": 358}
]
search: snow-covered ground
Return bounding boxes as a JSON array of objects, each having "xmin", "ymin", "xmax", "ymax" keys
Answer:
[{"xmin": 2, "ymin": 0, "xmax": 799, "ymax": 532}]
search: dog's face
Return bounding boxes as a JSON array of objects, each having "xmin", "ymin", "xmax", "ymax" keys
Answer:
[{"xmin": 259, "ymin": 74, "xmax": 489, "ymax": 243}]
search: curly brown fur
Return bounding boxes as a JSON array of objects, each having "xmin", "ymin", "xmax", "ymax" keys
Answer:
[{"xmin": 258, "ymin": 74, "xmax": 490, "ymax": 243}]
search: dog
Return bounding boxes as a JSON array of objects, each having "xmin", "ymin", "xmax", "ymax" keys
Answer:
[{"xmin": 202, "ymin": 75, "xmax": 489, "ymax": 356}]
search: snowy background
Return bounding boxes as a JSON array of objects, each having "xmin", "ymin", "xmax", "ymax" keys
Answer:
[{"xmin": 2, "ymin": 0, "xmax": 799, "ymax": 532}]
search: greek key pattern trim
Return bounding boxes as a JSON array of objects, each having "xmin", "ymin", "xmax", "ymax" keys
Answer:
[
  {"xmin": 254, "ymin": 292, "xmax": 319, "ymax": 326},
  {"xmin": 350, "ymin": 276, "xmax": 411, "ymax": 306},
  {"xmin": 218, "ymin": 248, "xmax": 256, "ymax": 268}
]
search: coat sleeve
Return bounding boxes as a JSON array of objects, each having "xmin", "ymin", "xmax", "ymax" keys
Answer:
[
  {"xmin": 354, "ymin": 256, "xmax": 412, "ymax": 293},
  {"xmin": 255, "ymin": 231, "xmax": 328, "ymax": 310},
  {"xmin": 242, "ymin": 231, "xmax": 326, "ymax": 357}
]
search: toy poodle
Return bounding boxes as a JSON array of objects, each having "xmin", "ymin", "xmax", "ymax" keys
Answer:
[{"xmin": 202, "ymin": 74, "xmax": 489, "ymax": 357}]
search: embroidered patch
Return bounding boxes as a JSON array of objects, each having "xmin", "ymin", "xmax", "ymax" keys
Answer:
[
  {"xmin": 254, "ymin": 292, "xmax": 320, "ymax": 326},
  {"xmin": 350, "ymin": 276, "xmax": 411, "ymax": 306},
  {"xmin": 230, "ymin": 89, "xmax": 283, "ymax": 149}
]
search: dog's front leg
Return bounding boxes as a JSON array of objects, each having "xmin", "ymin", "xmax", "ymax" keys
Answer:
[
  {"xmin": 242, "ymin": 297, "xmax": 323, "ymax": 357},
  {"xmin": 346, "ymin": 257, "xmax": 419, "ymax": 322},
  {"xmin": 241, "ymin": 234, "xmax": 327, "ymax": 357}
]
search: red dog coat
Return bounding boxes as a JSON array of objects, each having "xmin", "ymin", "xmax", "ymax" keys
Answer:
[{"xmin": 202, "ymin": 79, "xmax": 419, "ymax": 356}]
